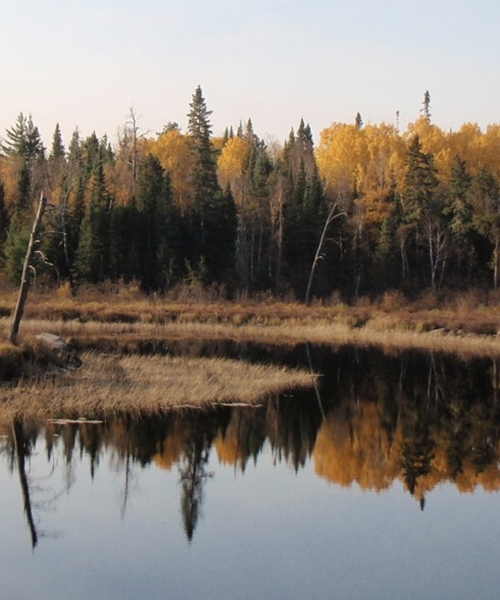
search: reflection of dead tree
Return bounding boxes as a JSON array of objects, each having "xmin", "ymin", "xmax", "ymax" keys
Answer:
[
  {"xmin": 12, "ymin": 419, "xmax": 38, "ymax": 549},
  {"xmin": 120, "ymin": 440, "xmax": 134, "ymax": 520},
  {"xmin": 426, "ymin": 354, "xmax": 445, "ymax": 405},
  {"xmin": 305, "ymin": 343, "xmax": 325, "ymax": 420}
]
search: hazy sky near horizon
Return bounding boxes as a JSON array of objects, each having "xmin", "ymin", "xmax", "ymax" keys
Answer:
[{"xmin": 1, "ymin": 0, "xmax": 499, "ymax": 147}]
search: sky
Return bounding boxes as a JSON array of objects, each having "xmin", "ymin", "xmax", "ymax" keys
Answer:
[{"xmin": 1, "ymin": 0, "xmax": 500, "ymax": 148}]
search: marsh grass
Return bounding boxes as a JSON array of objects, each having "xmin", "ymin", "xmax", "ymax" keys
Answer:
[
  {"xmin": 2, "ymin": 286, "xmax": 500, "ymax": 420},
  {"xmin": 5, "ymin": 308, "xmax": 500, "ymax": 355},
  {"xmin": 0, "ymin": 352, "xmax": 316, "ymax": 420}
]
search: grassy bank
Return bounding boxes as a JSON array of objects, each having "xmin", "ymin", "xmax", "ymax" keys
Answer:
[
  {"xmin": 1, "ymin": 285, "xmax": 500, "ymax": 359},
  {"xmin": 0, "ymin": 351, "xmax": 315, "ymax": 420}
]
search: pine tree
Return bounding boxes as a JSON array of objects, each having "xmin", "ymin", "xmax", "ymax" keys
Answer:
[
  {"xmin": 471, "ymin": 167, "xmax": 500, "ymax": 288},
  {"xmin": 50, "ymin": 123, "xmax": 65, "ymax": 160},
  {"xmin": 402, "ymin": 135, "xmax": 449, "ymax": 290},
  {"xmin": 421, "ymin": 90, "xmax": 432, "ymax": 121},
  {"xmin": 68, "ymin": 128, "xmax": 82, "ymax": 167},
  {"xmin": 0, "ymin": 179, "xmax": 10, "ymax": 264},
  {"xmin": 1, "ymin": 113, "xmax": 44, "ymax": 162},
  {"xmin": 187, "ymin": 85, "xmax": 236, "ymax": 283},
  {"xmin": 281, "ymin": 121, "xmax": 327, "ymax": 296},
  {"xmin": 74, "ymin": 157, "xmax": 112, "ymax": 284},
  {"xmin": 402, "ymin": 135, "xmax": 439, "ymax": 228},
  {"xmin": 3, "ymin": 162, "xmax": 34, "ymax": 283},
  {"xmin": 135, "ymin": 154, "xmax": 180, "ymax": 292},
  {"xmin": 448, "ymin": 156, "xmax": 475, "ymax": 282}
]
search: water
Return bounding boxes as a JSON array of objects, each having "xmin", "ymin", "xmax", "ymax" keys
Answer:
[{"xmin": 1, "ymin": 346, "xmax": 500, "ymax": 600}]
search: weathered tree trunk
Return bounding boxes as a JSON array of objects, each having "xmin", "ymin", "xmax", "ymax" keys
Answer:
[
  {"xmin": 305, "ymin": 197, "xmax": 344, "ymax": 305},
  {"xmin": 494, "ymin": 235, "xmax": 499, "ymax": 290},
  {"xmin": 8, "ymin": 193, "xmax": 47, "ymax": 345}
]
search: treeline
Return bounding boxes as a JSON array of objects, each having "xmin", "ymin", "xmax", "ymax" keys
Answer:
[{"xmin": 1, "ymin": 88, "xmax": 500, "ymax": 300}]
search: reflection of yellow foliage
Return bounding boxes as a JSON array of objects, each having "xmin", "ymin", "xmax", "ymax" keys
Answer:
[
  {"xmin": 215, "ymin": 428, "xmax": 241, "ymax": 466},
  {"xmin": 153, "ymin": 430, "xmax": 187, "ymax": 471},
  {"xmin": 313, "ymin": 398, "xmax": 500, "ymax": 497},
  {"xmin": 313, "ymin": 403, "xmax": 399, "ymax": 491}
]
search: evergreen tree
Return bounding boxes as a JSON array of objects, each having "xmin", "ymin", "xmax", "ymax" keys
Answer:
[
  {"xmin": 448, "ymin": 156, "xmax": 475, "ymax": 283},
  {"xmin": 68, "ymin": 128, "xmax": 82, "ymax": 168},
  {"xmin": 374, "ymin": 187, "xmax": 402, "ymax": 290},
  {"xmin": 135, "ymin": 154, "xmax": 180, "ymax": 292},
  {"xmin": 471, "ymin": 166, "xmax": 500, "ymax": 288},
  {"xmin": 281, "ymin": 120, "xmax": 327, "ymax": 296},
  {"xmin": 0, "ymin": 179, "xmax": 10, "ymax": 264},
  {"xmin": 247, "ymin": 142, "xmax": 273, "ymax": 290},
  {"xmin": 187, "ymin": 85, "xmax": 236, "ymax": 283},
  {"xmin": 74, "ymin": 157, "xmax": 113, "ymax": 284},
  {"xmin": 402, "ymin": 135, "xmax": 449, "ymax": 289},
  {"xmin": 4, "ymin": 212, "xmax": 30, "ymax": 285},
  {"xmin": 421, "ymin": 90, "xmax": 432, "ymax": 121},
  {"xmin": 3, "ymin": 161, "xmax": 34, "ymax": 283},
  {"xmin": 50, "ymin": 123, "xmax": 65, "ymax": 160},
  {"xmin": 109, "ymin": 201, "xmax": 140, "ymax": 284},
  {"xmin": 1, "ymin": 113, "xmax": 44, "ymax": 162}
]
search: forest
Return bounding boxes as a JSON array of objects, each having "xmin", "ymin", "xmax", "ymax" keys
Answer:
[{"xmin": 1, "ymin": 87, "xmax": 500, "ymax": 302}]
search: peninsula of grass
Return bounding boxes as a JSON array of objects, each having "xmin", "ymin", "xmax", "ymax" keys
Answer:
[{"xmin": 0, "ymin": 351, "xmax": 316, "ymax": 421}]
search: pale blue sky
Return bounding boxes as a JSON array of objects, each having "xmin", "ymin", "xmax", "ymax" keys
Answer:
[{"xmin": 1, "ymin": 0, "xmax": 499, "ymax": 147}]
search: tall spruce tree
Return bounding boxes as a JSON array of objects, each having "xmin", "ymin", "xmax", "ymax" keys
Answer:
[
  {"xmin": 134, "ymin": 154, "xmax": 180, "ymax": 292},
  {"xmin": 402, "ymin": 135, "xmax": 449, "ymax": 290},
  {"xmin": 281, "ymin": 120, "xmax": 327, "ymax": 297},
  {"xmin": 74, "ymin": 156, "xmax": 113, "ymax": 284},
  {"xmin": 187, "ymin": 85, "xmax": 236, "ymax": 284},
  {"xmin": 50, "ymin": 123, "xmax": 65, "ymax": 160}
]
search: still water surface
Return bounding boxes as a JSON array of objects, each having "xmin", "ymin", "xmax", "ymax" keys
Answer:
[{"xmin": 2, "ymin": 346, "xmax": 500, "ymax": 600}]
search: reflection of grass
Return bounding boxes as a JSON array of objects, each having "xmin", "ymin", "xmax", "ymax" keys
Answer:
[{"xmin": 0, "ymin": 352, "xmax": 316, "ymax": 420}]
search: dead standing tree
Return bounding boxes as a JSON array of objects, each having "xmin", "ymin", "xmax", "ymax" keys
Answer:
[
  {"xmin": 8, "ymin": 192, "xmax": 47, "ymax": 345},
  {"xmin": 305, "ymin": 194, "xmax": 346, "ymax": 305}
]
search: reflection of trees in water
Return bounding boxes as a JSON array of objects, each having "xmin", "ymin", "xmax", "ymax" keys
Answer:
[
  {"xmin": 179, "ymin": 437, "xmax": 211, "ymax": 541},
  {"xmin": 3, "ymin": 349, "xmax": 500, "ymax": 541},
  {"xmin": 3, "ymin": 419, "xmax": 72, "ymax": 549},
  {"xmin": 177, "ymin": 412, "xmax": 218, "ymax": 541},
  {"xmin": 313, "ymin": 349, "xmax": 500, "ymax": 503}
]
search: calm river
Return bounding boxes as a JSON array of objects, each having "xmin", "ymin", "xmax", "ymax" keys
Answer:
[{"xmin": 2, "ymin": 345, "xmax": 500, "ymax": 600}]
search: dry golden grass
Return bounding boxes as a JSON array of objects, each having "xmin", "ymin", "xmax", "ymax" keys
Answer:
[
  {"xmin": 2, "ymin": 286, "xmax": 500, "ymax": 420},
  {"xmin": 0, "ymin": 352, "xmax": 316, "ymax": 420},
  {"xmin": 4, "ymin": 313, "xmax": 500, "ymax": 360}
]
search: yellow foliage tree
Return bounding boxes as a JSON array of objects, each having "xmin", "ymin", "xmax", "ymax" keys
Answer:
[
  {"xmin": 217, "ymin": 136, "xmax": 251, "ymax": 206},
  {"xmin": 146, "ymin": 129, "xmax": 193, "ymax": 214}
]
